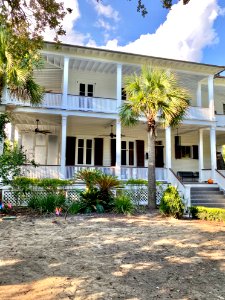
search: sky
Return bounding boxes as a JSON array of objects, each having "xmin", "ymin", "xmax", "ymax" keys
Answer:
[{"xmin": 44, "ymin": 0, "xmax": 225, "ymax": 66}]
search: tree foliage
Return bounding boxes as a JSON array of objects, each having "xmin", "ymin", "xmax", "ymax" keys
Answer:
[
  {"xmin": 0, "ymin": 0, "xmax": 71, "ymax": 43},
  {"xmin": 0, "ymin": 140, "xmax": 36, "ymax": 185},
  {"xmin": 0, "ymin": 26, "xmax": 44, "ymax": 105}
]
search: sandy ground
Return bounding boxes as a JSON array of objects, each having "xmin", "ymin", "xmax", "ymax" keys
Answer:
[{"xmin": 0, "ymin": 212, "xmax": 225, "ymax": 300}]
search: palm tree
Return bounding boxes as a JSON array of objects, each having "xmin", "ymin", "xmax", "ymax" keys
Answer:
[
  {"xmin": 0, "ymin": 26, "xmax": 43, "ymax": 105},
  {"xmin": 119, "ymin": 66, "xmax": 190, "ymax": 209}
]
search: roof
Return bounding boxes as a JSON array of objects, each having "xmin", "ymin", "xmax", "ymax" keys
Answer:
[{"xmin": 43, "ymin": 41, "xmax": 225, "ymax": 76}]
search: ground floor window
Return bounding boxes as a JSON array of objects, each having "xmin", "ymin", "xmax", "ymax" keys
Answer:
[{"xmin": 77, "ymin": 138, "xmax": 93, "ymax": 165}]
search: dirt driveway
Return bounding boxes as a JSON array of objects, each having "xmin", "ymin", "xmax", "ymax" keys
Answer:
[{"xmin": 0, "ymin": 213, "xmax": 225, "ymax": 300}]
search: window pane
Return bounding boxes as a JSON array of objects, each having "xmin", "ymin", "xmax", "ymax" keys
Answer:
[
  {"xmin": 78, "ymin": 139, "xmax": 84, "ymax": 147},
  {"xmin": 78, "ymin": 148, "xmax": 83, "ymax": 164},
  {"xmin": 79, "ymin": 83, "xmax": 85, "ymax": 96},
  {"xmin": 86, "ymin": 149, "xmax": 92, "ymax": 164},
  {"xmin": 129, "ymin": 142, "xmax": 134, "ymax": 165},
  {"xmin": 121, "ymin": 141, "xmax": 126, "ymax": 149},
  {"xmin": 87, "ymin": 84, "xmax": 93, "ymax": 97},
  {"xmin": 86, "ymin": 139, "xmax": 92, "ymax": 149},
  {"xmin": 121, "ymin": 149, "xmax": 126, "ymax": 165}
]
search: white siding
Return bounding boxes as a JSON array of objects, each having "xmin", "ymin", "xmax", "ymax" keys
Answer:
[{"xmin": 68, "ymin": 70, "xmax": 117, "ymax": 99}]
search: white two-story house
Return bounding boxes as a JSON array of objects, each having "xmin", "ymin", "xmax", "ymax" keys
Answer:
[{"xmin": 1, "ymin": 41, "xmax": 225, "ymax": 201}]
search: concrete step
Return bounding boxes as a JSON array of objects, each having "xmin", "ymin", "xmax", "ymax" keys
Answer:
[
  {"xmin": 192, "ymin": 198, "xmax": 225, "ymax": 204},
  {"xmin": 190, "ymin": 184, "xmax": 225, "ymax": 208},
  {"xmin": 191, "ymin": 190, "xmax": 223, "ymax": 195},
  {"xmin": 191, "ymin": 194, "xmax": 225, "ymax": 201},
  {"xmin": 191, "ymin": 203, "xmax": 225, "ymax": 208},
  {"xmin": 191, "ymin": 187, "xmax": 220, "ymax": 192}
]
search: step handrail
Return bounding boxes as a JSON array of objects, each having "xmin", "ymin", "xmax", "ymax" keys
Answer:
[
  {"xmin": 215, "ymin": 169, "xmax": 225, "ymax": 192},
  {"xmin": 215, "ymin": 169, "xmax": 225, "ymax": 179},
  {"xmin": 169, "ymin": 168, "xmax": 185, "ymax": 187}
]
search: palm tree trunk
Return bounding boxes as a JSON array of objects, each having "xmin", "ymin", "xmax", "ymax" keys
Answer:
[{"xmin": 147, "ymin": 128, "xmax": 156, "ymax": 209}]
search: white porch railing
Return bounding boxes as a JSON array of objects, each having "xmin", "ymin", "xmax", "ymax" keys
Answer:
[
  {"xmin": 167, "ymin": 168, "xmax": 190, "ymax": 207},
  {"xmin": 2, "ymin": 92, "xmax": 118, "ymax": 113},
  {"xmin": 216, "ymin": 114, "xmax": 225, "ymax": 127},
  {"xmin": 186, "ymin": 106, "xmax": 212, "ymax": 121},
  {"xmin": 66, "ymin": 166, "xmax": 116, "ymax": 179},
  {"xmin": 21, "ymin": 165, "xmax": 61, "ymax": 179},
  {"xmin": 67, "ymin": 95, "xmax": 117, "ymax": 113},
  {"xmin": 2, "ymin": 92, "xmax": 213, "ymax": 121},
  {"xmin": 20, "ymin": 165, "xmax": 166, "ymax": 181},
  {"xmin": 215, "ymin": 170, "xmax": 225, "ymax": 190}
]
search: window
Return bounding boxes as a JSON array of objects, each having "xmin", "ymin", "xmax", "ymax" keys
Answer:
[
  {"xmin": 121, "ymin": 141, "xmax": 134, "ymax": 166},
  {"xmin": 87, "ymin": 84, "xmax": 94, "ymax": 97},
  {"xmin": 175, "ymin": 145, "xmax": 191, "ymax": 159},
  {"xmin": 79, "ymin": 83, "xmax": 85, "ymax": 96},
  {"xmin": 79, "ymin": 83, "xmax": 94, "ymax": 97},
  {"xmin": 77, "ymin": 138, "xmax": 93, "ymax": 165}
]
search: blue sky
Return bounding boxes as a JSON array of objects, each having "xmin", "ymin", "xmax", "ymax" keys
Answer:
[{"xmin": 45, "ymin": 0, "xmax": 225, "ymax": 66}]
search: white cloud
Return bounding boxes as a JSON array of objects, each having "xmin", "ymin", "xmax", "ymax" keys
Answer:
[
  {"xmin": 95, "ymin": 18, "xmax": 116, "ymax": 31},
  {"xmin": 102, "ymin": 0, "xmax": 222, "ymax": 62},
  {"xmin": 90, "ymin": 0, "xmax": 120, "ymax": 22}
]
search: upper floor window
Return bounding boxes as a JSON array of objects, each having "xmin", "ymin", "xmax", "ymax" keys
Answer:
[{"xmin": 79, "ymin": 83, "xmax": 94, "ymax": 97}]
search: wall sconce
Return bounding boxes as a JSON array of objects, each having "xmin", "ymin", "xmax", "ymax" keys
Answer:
[{"xmin": 145, "ymin": 152, "xmax": 148, "ymax": 160}]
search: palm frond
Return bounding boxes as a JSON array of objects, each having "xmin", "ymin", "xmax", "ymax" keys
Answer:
[{"xmin": 119, "ymin": 103, "xmax": 139, "ymax": 127}]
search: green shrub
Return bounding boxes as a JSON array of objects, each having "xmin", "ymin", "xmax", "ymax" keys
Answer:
[
  {"xmin": 78, "ymin": 188, "xmax": 105, "ymax": 213},
  {"xmin": 75, "ymin": 169, "xmax": 102, "ymax": 190},
  {"xmin": 126, "ymin": 178, "xmax": 148, "ymax": 185},
  {"xmin": 28, "ymin": 193, "xmax": 66, "ymax": 213},
  {"xmin": 67, "ymin": 201, "xmax": 83, "ymax": 214},
  {"xmin": 159, "ymin": 185, "xmax": 184, "ymax": 219},
  {"xmin": 114, "ymin": 194, "xmax": 134, "ymax": 215},
  {"xmin": 190, "ymin": 206, "xmax": 225, "ymax": 222}
]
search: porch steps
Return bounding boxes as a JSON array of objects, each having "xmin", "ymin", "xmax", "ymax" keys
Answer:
[{"xmin": 191, "ymin": 185, "xmax": 225, "ymax": 208}]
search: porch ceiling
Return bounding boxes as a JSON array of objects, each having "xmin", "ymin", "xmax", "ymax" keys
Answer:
[{"xmin": 12, "ymin": 112, "xmax": 225, "ymax": 142}]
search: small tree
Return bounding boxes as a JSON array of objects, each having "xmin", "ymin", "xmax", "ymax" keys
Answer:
[{"xmin": 0, "ymin": 140, "xmax": 36, "ymax": 185}]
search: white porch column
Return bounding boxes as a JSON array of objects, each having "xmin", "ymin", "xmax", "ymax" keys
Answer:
[
  {"xmin": 208, "ymin": 75, "xmax": 215, "ymax": 119},
  {"xmin": 197, "ymin": 82, "xmax": 202, "ymax": 107},
  {"xmin": 116, "ymin": 63, "xmax": 122, "ymax": 179},
  {"xmin": 210, "ymin": 126, "xmax": 217, "ymax": 180},
  {"xmin": 116, "ymin": 118, "xmax": 121, "ymax": 179},
  {"xmin": 199, "ymin": 128, "xmax": 204, "ymax": 182},
  {"xmin": 117, "ymin": 64, "xmax": 122, "ymax": 109},
  {"xmin": 62, "ymin": 57, "xmax": 69, "ymax": 109},
  {"xmin": 165, "ymin": 127, "xmax": 172, "ymax": 179},
  {"xmin": 60, "ymin": 116, "xmax": 67, "ymax": 179}
]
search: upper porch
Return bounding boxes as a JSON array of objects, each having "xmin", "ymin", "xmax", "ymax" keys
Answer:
[{"xmin": 2, "ymin": 41, "xmax": 225, "ymax": 124}]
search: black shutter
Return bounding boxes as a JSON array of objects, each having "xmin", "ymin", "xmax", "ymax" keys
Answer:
[
  {"xmin": 111, "ymin": 139, "xmax": 116, "ymax": 166},
  {"xmin": 192, "ymin": 145, "xmax": 199, "ymax": 159},
  {"xmin": 66, "ymin": 137, "xmax": 76, "ymax": 165},
  {"xmin": 136, "ymin": 140, "xmax": 144, "ymax": 167},
  {"xmin": 94, "ymin": 138, "xmax": 103, "ymax": 166}
]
